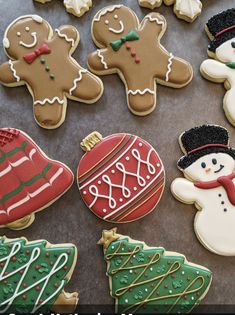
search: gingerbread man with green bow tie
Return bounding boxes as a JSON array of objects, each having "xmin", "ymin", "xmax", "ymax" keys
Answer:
[{"xmin": 88, "ymin": 5, "xmax": 193, "ymax": 116}]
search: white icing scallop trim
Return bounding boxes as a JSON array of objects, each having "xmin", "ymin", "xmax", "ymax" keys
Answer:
[
  {"xmin": 9, "ymin": 60, "xmax": 20, "ymax": 82},
  {"xmin": 34, "ymin": 97, "xmax": 64, "ymax": 105},
  {"xmin": 3, "ymin": 38, "xmax": 10, "ymax": 49},
  {"xmin": 145, "ymin": 15, "xmax": 165, "ymax": 27},
  {"xmin": 69, "ymin": 69, "xmax": 88, "ymax": 95},
  {"xmin": 109, "ymin": 21, "xmax": 124, "ymax": 34},
  {"xmin": 93, "ymin": 5, "xmax": 123, "ymax": 22},
  {"xmin": 97, "ymin": 49, "xmax": 108, "ymax": 69},
  {"xmin": 55, "ymin": 28, "xmax": 75, "ymax": 46},
  {"xmin": 127, "ymin": 89, "xmax": 155, "ymax": 96},
  {"xmin": 165, "ymin": 53, "xmax": 174, "ymax": 82},
  {"xmin": 32, "ymin": 15, "xmax": 43, "ymax": 23}
]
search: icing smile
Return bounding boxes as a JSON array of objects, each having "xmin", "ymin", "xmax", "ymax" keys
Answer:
[
  {"xmin": 214, "ymin": 165, "xmax": 224, "ymax": 173},
  {"xmin": 19, "ymin": 32, "xmax": 37, "ymax": 48},
  {"xmin": 109, "ymin": 21, "xmax": 124, "ymax": 34}
]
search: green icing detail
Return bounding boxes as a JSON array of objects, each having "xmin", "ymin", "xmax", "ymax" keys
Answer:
[
  {"xmin": 104, "ymin": 237, "xmax": 212, "ymax": 313},
  {"xmin": 45, "ymin": 66, "xmax": 50, "ymax": 72},
  {"xmin": 226, "ymin": 62, "xmax": 235, "ymax": 69},
  {"xmin": 40, "ymin": 58, "xmax": 46, "ymax": 64},
  {"xmin": 0, "ymin": 141, "xmax": 29, "ymax": 164},
  {"xmin": 0, "ymin": 163, "xmax": 52, "ymax": 205},
  {"xmin": 0, "ymin": 237, "xmax": 76, "ymax": 313},
  {"xmin": 50, "ymin": 74, "xmax": 55, "ymax": 80}
]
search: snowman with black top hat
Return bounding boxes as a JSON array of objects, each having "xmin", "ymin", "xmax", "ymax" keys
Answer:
[
  {"xmin": 200, "ymin": 9, "xmax": 235, "ymax": 126},
  {"xmin": 171, "ymin": 124, "xmax": 235, "ymax": 256}
]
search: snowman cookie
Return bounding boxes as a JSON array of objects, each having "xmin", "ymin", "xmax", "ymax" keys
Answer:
[
  {"xmin": 138, "ymin": 0, "xmax": 202, "ymax": 23},
  {"xmin": 0, "ymin": 15, "xmax": 103, "ymax": 129},
  {"xmin": 34, "ymin": 0, "xmax": 93, "ymax": 17},
  {"xmin": 77, "ymin": 132, "xmax": 165, "ymax": 223},
  {"xmin": 88, "ymin": 5, "xmax": 193, "ymax": 116},
  {"xmin": 171, "ymin": 124, "xmax": 235, "ymax": 256},
  {"xmin": 200, "ymin": 9, "xmax": 235, "ymax": 126}
]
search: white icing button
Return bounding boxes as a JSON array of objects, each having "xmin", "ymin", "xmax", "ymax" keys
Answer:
[
  {"xmin": 83, "ymin": 191, "xmax": 87, "ymax": 195},
  {"xmin": 157, "ymin": 163, "xmax": 160, "ymax": 167},
  {"xmin": 119, "ymin": 198, "xmax": 123, "ymax": 202},
  {"xmin": 129, "ymin": 270, "xmax": 133, "ymax": 273},
  {"xmin": 133, "ymin": 255, "xmax": 136, "ymax": 258},
  {"xmin": 145, "ymin": 288, "xmax": 148, "ymax": 292},
  {"xmin": 16, "ymin": 32, "xmax": 21, "ymax": 37},
  {"xmin": 25, "ymin": 27, "xmax": 30, "ymax": 31},
  {"xmin": 126, "ymin": 156, "xmax": 130, "ymax": 161},
  {"xmin": 103, "ymin": 209, "xmax": 107, "ymax": 213},
  {"xmin": 105, "ymin": 20, "xmax": 109, "ymax": 25},
  {"xmin": 150, "ymin": 267, "xmax": 153, "ymax": 271},
  {"xmin": 125, "ymin": 299, "xmax": 128, "ymax": 303},
  {"xmin": 122, "ymin": 248, "xmax": 125, "ymax": 251},
  {"xmin": 169, "ymin": 290, "xmax": 172, "ymax": 294},
  {"xmin": 133, "ymin": 187, "xmax": 137, "ymax": 191},
  {"xmin": 182, "ymin": 271, "xmax": 185, "ymax": 275},
  {"xmin": 114, "ymin": 14, "xmax": 118, "ymax": 19},
  {"xmin": 196, "ymin": 271, "xmax": 199, "ymax": 275},
  {"xmin": 111, "ymin": 246, "xmax": 114, "ymax": 249},
  {"xmin": 111, "ymin": 170, "xmax": 115, "ymax": 174},
  {"xmin": 139, "ymin": 143, "xmax": 143, "ymax": 147},
  {"xmin": 191, "ymin": 297, "xmax": 195, "ymax": 300},
  {"xmin": 146, "ymin": 175, "xmax": 150, "ymax": 180},
  {"xmin": 98, "ymin": 180, "xmax": 102, "ymax": 184}
]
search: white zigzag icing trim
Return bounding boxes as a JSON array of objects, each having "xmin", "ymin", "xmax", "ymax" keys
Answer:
[
  {"xmin": 9, "ymin": 60, "xmax": 20, "ymax": 82},
  {"xmin": 55, "ymin": 28, "xmax": 75, "ymax": 46},
  {"xmin": 145, "ymin": 15, "xmax": 165, "ymax": 26},
  {"xmin": 165, "ymin": 53, "xmax": 174, "ymax": 82},
  {"xmin": 34, "ymin": 97, "xmax": 64, "ymax": 105},
  {"xmin": 127, "ymin": 89, "xmax": 155, "ymax": 96},
  {"xmin": 69, "ymin": 69, "xmax": 88, "ymax": 95},
  {"xmin": 93, "ymin": 5, "xmax": 123, "ymax": 22},
  {"xmin": 97, "ymin": 50, "xmax": 108, "ymax": 70}
]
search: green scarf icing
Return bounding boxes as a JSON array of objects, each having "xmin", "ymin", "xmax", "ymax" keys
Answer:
[
  {"xmin": 110, "ymin": 30, "xmax": 139, "ymax": 51},
  {"xmin": 104, "ymin": 237, "xmax": 212, "ymax": 313},
  {"xmin": 0, "ymin": 237, "xmax": 76, "ymax": 313},
  {"xmin": 226, "ymin": 62, "xmax": 235, "ymax": 69}
]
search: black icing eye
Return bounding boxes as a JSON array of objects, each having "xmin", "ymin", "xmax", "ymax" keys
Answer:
[
  {"xmin": 201, "ymin": 162, "xmax": 206, "ymax": 169},
  {"xmin": 231, "ymin": 42, "xmax": 235, "ymax": 48},
  {"xmin": 212, "ymin": 158, "xmax": 217, "ymax": 165}
]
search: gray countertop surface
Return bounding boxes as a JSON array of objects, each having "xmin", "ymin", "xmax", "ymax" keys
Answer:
[{"xmin": 0, "ymin": 0, "xmax": 235, "ymax": 310}]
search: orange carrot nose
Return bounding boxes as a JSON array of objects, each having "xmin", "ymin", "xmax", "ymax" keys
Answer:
[{"xmin": 205, "ymin": 168, "xmax": 211, "ymax": 173}]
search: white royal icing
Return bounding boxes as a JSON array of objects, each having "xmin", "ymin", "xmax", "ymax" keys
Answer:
[
  {"xmin": 69, "ymin": 69, "xmax": 88, "ymax": 95},
  {"xmin": 171, "ymin": 152, "xmax": 235, "ymax": 256},
  {"xmin": 34, "ymin": 97, "xmax": 65, "ymax": 105},
  {"xmin": 127, "ymin": 89, "xmax": 155, "ymax": 96},
  {"xmin": 93, "ymin": 5, "xmax": 123, "ymax": 22},
  {"xmin": 55, "ymin": 28, "xmax": 75, "ymax": 46},
  {"xmin": 19, "ymin": 32, "xmax": 38, "ymax": 48},
  {"xmin": 97, "ymin": 49, "xmax": 108, "ymax": 70},
  {"xmin": 165, "ymin": 53, "xmax": 174, "ymax": 82},
  {"xmin": 9, "ymin": 60, "xmax": 20, "ymax": 82},
  {"xmin": 175, "ymin": 0, "xmax": 202, "ymax": 19},
  {"xmin": 109, "ymin": 21, "xmax": 124, "ymax": 34},
  {"xmin": 64, "ymin": 0, "xmax": 92, "ymax": 15},
  {"xmin": 0, "ymin": 167, "xmax": 64, "ymax": 216}
]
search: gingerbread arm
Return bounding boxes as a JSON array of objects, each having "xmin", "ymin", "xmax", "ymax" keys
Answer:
[
  {"xmin": 200, "ymin": 59, "xmax": 228, "ymax": 82},
  {"xmin": 87, "ymin": 48, "xmax": 115, "ymax": 73},
  {"xmin": 53, "ymin": 25, "xmax": 80, "ymax": 50},
  {"xmin": 0, "ymin": 60, "xmax": 24, "ymax": 86},
  {"xmin": 140, "ymin": 12, "xmax": 167, "ymax": 37},
  {"xmin": 171, "ymin": 178, "xmax": 198, "ymax": 204}
]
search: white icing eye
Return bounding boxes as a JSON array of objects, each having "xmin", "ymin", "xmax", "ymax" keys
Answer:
[
  {"xmin": 114, "ymin": 15, "xmax": 118, "ymax": 19},
  {"xmin": 105, "ymin": 20, "xmax": 109, "ymax": 25},
  {"xmin": 25, "ymin": 27, "xmax": 30, "ymax": 32},
  {"xmin": 16, "ymin": 32, "xmax": 21, "ymax": 37}
]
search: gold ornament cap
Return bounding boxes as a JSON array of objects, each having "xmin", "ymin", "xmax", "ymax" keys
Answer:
[
  {"xmin": 98, "ymin": 228, "xmax": 120, "ymax": 249},
  {"xmin": 80, "ymin": 131, "xmax": 103, "ymax": 152}
]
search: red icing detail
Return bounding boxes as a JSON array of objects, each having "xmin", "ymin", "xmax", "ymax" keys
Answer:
[
  {"xmin": 22, "ymin": 295, "xmax": 27, "ymax": 300},
  {"xmin": 216, "ymin": 24, "xmax": 235, "ymax": 37},
  {"xmin": 20, "ymin": 270, "xmax": 24, "ymax": 274},
  {"xmin": 39, "ymin": 299, "xmax": 44, "ymax": 304},
  {"xmin": 188, "ymin": 143, "xmax": 228, "ymax": 155},
  {"xmin": 11, "ymin": 256, "xmax": 17, "ymax": 262},
  {"xmin": 66, "ymin": 250, "xmax": 71, "ymax": 254},
  {"xmin": 23, "ymin": 43, "xmax": 51, "ymax": 64},
  {"xmin": 25, "ymin": 250, "xmax": 30, "ymax": 255},
  {"xmin": 45, "ymin": 253, "xmax": 50, "ymax": 257},
  {"xmin": 54, "ymin": 283, "xmax": 59, "ymax": 288},
  {"xmin": 0, "ymin": 128, "xmax": 74, "ymax": 225},
  {"xmin": 164, "ymin": 284, "xmax": 168, "ymax": 288},
  {"xmin": 4, "ymin": 272, "xmax": 8, "ymax": 276},
  {"xmin": 77, "ymin": 133, "xmax": 165, "ymax": 223},
  {"xmin": 0, "ymin": 129, "xmax": 19, "ymax": 147},
  {"xmin": 63, "ymin": 265, "xmax": 68, "ymax": 270},
  {"xmin": 135, "ymin": 57, "xmax": 141, "ymax": 64},
  {"xmin": 50, "ymin": 261, "xmax": 54, "ymax": 266},
  {"xmin": 194, "ymin": 173, "xmax": 235, "ymax": 206},
  {"xmin": 3, "ymin": 280, "xmax": 7, "ymax": 285},
  {"xmin": 125, "ymin": 43, "xmax": 131, "ymax": 50},
  {"xmin": 0, "ymin": 263, "xmax": 4, "ymax": 267},
  {"xmin": 35, "ymin": 265, "xmax": 40, "ymax": 270},
  {"xmin": 131, "ymin": 51, "xmax": 136, "ymax": 57},
  {"xmin": 23, "ymin": 283, "xmax": 27, "ymax": 288},
  {"xmin": 36, "ymin": 286, "xmax": 41, "ymax": 291}
]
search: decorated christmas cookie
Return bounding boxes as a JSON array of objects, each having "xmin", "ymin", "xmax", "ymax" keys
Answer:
[
  {"xmin": 98, "ymin": 228, "xmax": 212, "ymax": 313},
  {"xmin": 138, "ymin": 0, "xmax": 202, "ymax": 23},
  {"xmin": 34, "ymin": 0, "xmax": 93, "ymax": 17},
  {"xmin": 200, "ymin": 9, "xmax": 235, "ymax": 126},
  {"xmin": 0, "ymin": 15, "xmax": 103, "ymax": 129},
  {"xmin": 0, "ymin": 236, "xmax": 78, "ymax": 313},
  {"xmin": 0, "ymin": 128, "xmax": 74, "ymax": 230},
  {"xmin": 88, "ymin": 5, "xmax": 193, "ymax": 116},
  {"xmin": 77, "ymin": 132, "xmax": 165, "ymax": 223},
  {"xmin": 171, "ymin": 125, "xmax": 235, "ymax": 256}
]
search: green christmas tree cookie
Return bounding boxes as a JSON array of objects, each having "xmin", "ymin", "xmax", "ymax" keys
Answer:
[
  {"xmin": 0, "ymin": 236, "xmax": 78, "ymax": 313},
  {"xmin": 99, "ymin": 228, "xmax": 212, "ymax": 313}
]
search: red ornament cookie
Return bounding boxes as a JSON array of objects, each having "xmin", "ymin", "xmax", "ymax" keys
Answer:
[
  {"xmin": 77, "ymin": 132, "xmax": 165, "ymax": 223},
  {"xmin": 0, "ymin": 128, "xmax": 74, "ymax": 230}
]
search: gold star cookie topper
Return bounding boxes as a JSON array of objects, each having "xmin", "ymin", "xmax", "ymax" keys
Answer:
[{"xmin": 98, "ymin": 228, "xmax": 120, "ymax": 249}]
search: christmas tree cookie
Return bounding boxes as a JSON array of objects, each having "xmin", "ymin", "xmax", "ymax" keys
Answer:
[
  {"xmin": 0, "ymin": 236, "xmax": 78, "ymax": 313},
  {"xmin": 77, "ymin": 132, "xmax": 165, "ymax": 223},
  {"xmin": 0, "ymin": 128, "xmax": 74, "ymax": 230},
  {"xmin": 99, "ymin": 228, "xmax": 212, "ymax": 313}
]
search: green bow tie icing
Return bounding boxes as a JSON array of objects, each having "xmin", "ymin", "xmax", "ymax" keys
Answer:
[
  {"xmin": 225, "ymin": 62, "xmax": 235, "ymax": 69},
  {"xmin": 110, "ymin": 30, "xmax": 139, "ymax": 51}
]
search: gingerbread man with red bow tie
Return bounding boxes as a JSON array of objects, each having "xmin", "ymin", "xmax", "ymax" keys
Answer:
[
  {"xmin": 0, "ymin": 15, "xmax": 103, "ymax": 129},
  {"xmin": 88, "ymin": 5, "xmax": 193, "ymax": 116}
]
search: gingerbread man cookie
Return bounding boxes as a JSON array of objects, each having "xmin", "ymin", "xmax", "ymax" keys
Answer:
[
  {"xmin": 139, "ymin": 0, "xmax": 202, "ymax": 23},
  {"xmin": 34, "ymin": 0, "xmax": 93, "ymax": 17},
  {"xmin": 200, "ymin": 9, "xmax": 235, "ymax": 126},
  {"xmin": 88, "ymin": 5, "xmax": 193, "ymax": 116},
  {"xmin": 0, "ymin": 15, "xmax": 103, "ymax": 129}
]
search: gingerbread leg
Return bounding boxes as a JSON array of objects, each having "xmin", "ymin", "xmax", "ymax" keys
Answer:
[
  {"xmin": 33, "ymin": 98, "xmax": 66, "ymax": 129},
  {"xmin": 126, "ymin": 83, "xmax": 156, "ymax": 116},
  {"xmin": 51, "ymin": 290, "xmax": 79, "ymax": 313},
  {"xmin": 68, "ymin": 71, "xmax": 103, "ymax": 103}
]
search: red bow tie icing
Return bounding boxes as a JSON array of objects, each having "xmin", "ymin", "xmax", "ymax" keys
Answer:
[{"xmin": 23, "ymin": 43, "xmax": 51, "ymax": 64}]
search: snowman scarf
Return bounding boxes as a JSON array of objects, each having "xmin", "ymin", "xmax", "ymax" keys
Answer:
[{"xmin": 194, "ymin": 173, "xmax": 235, "ymax": 205}]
